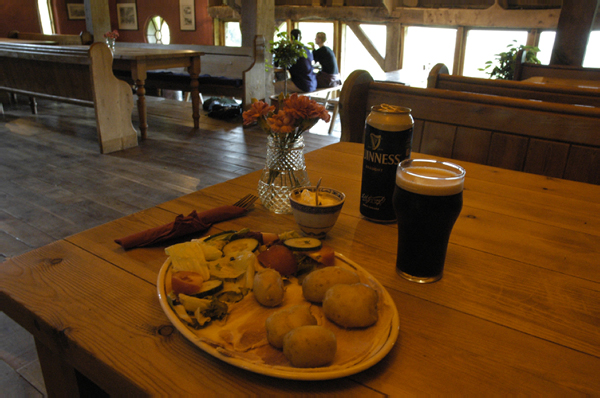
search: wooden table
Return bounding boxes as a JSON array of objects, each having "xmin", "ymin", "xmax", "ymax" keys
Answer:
[
  {"xmin": 1, "ymin": 142, "xmax": 599, "ymax": 395},
  {"xmin": 111, "ymin": 47, "xmax": 203, "ymax": 139}
]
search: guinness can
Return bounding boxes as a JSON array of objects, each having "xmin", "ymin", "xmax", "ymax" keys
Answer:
[{"xmin": 360, "ymin": 104, "xmax": 414, "ymax": 222}]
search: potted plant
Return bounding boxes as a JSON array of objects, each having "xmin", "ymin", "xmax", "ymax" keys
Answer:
[
  {"xmin": 269, "ymin": 31, "xmax": 309, "ymax": 96},
  {"xmin": 480, "ymin": 40, "xmax": 541, "ymax": 80}
]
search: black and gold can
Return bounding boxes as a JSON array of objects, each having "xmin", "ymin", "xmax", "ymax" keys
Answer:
[{"xmin": 360, "ymin": 104, "xmax": 414, "ymax": 223}]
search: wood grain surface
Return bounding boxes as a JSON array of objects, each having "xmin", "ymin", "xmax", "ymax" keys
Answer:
[{"xmin": 1, "ymin": 142, "xmax": 599, "ymax": 395}]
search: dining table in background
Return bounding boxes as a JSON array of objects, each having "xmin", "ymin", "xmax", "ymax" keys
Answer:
[
  {"xmin": 1, "ymin": 142, "xmax": 598, "ymax": 395},
  {"xmin": 111, "ymin": 47, "xmax": 203, "ymax": 139}
]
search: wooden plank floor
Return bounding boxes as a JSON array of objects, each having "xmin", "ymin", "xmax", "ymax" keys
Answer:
[{"xmin": 0, "ymin": 95, "xmax": 340, "ymax": 396}]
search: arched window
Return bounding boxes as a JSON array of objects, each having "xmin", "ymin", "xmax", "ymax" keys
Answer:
[{"xmin": 146, "ymin": 16, "xmax": 171, "ymax": 44}]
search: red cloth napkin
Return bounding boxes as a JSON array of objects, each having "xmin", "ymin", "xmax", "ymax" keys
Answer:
[{"xmin": 114, "ymin": 205, "xmax": 247, "ymax": 250}]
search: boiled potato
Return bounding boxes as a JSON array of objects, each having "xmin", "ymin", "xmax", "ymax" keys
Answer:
[
  {"xmin": 282, "ymin": 325, "xmax": 337, "ymax": 368},
  {"xmin": 253, "ymin": 268, "xmax": 284, "ymax": 307},
  {"xmin": 322, "ymin": 283, "xmax": 378, "ymax": 328},
  {"xmin": 302, "ymin": 266, "xmax": 360, "ymax": 303},
  {"xmin": 265, "ymin": 305, "xmax": 317, "ymax": 349}
]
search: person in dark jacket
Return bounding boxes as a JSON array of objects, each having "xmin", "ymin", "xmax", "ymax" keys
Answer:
[
  {"xmin": 275, "ymin": 29, "xmax": 317, "ymax": 94},
  {"xmin": 313, "ymin": 32, "xmax": 342, "ymax": 88}
]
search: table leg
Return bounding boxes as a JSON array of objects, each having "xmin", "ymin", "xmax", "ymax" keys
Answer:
[
  {"xmin": 135, "ymin": 79, "xmax": 148, "ymax": 140},
  {"xmin": 188, "ymin": 57, "xmax": 201, "ymax": 129},
  {"xmin": 35, "ymin": 337, "xmax": 80, "ymax": 396}
]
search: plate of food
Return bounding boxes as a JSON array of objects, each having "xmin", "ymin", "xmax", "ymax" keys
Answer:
[{"xmin": 156, "ymin": 229, "xmax": 399, "ymax": 380}]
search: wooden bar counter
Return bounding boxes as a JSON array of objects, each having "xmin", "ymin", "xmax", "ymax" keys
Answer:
[{"xmin": 1, "ymin": 142, "xmax": 599, "ymax": 395}]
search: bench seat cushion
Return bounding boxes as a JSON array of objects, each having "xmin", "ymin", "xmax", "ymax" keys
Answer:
[
  {"xmin": 147, "ymin": 71, "xmax": 243, "ymax": 88},
  {"xmin": 114, "ymin": 70, "xmax": 243, "ymax": 88}
]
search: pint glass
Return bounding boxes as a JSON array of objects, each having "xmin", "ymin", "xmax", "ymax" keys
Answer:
[{"xmin": 393, "ymin": 159, "xmax": 465, "ymax": 283}]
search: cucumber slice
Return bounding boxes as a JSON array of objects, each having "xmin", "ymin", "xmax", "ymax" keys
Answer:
[
  {"xmin": 203, "ymin": 230, "xmax": 237, "ymax": 242},
  {"xmin": 283, "ymin": 237, "xmax": 322, "ymax": 252},
  {"xmin": 222, "ymin": 238, "xmax": 260, "ymax": 255},
  {"xmin": 194, "ymin": 280, "xmax": 224, "ymax": 298}
]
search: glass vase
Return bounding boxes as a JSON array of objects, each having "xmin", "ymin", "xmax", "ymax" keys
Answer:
[
  {"xmin": 258, "ymin": 135, "xmax": 310, "ymax": 214},
  {"xmin": 105, "ymin": 38, "xmax": 116, "ymax": 54}
]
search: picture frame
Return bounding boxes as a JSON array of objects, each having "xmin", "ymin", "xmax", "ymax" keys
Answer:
[
  {"xmin": 67, "ymin": 3, "xmax": 86, "ymax": 20},
  {"xmin": 117, "ymin": 3, "xmax": 138, "ymax": 31},
  {"xmin": 180, "ymin": 0, "xmax": 195, "ymax": 31}
]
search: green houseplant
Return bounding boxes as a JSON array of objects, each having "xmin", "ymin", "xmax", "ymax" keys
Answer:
[
  {"xmin": 269, "ymin": 31, "xmax": 309, "ymax": 96},
  {"xmin": 480, "ymin": 40, "xmax": 541, "ymax": 80}
]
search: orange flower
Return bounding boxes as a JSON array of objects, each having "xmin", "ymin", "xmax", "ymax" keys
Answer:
[
  {"xmin": 283, "ymin": 94, "xmax": 330, "ymax": 123},
  {"xmin": 242, "ymin": 100, "xmax": 275, "ymax": 125},
  {"xmin": 267, "ymin": 110, "xmax": 296, "ymax": 134}
]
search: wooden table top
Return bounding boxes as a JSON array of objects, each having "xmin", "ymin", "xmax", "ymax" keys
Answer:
[
  {"xmin": 1, "ymin": 142, "xmax": 599, "ymax": 395},
  {"xmin": 112, "ymin": 46, "xmax": 204, "ymax": 61}
]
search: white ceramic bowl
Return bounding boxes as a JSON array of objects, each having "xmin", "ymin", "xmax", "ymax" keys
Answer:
[{"xmin": 289, "ymin": 187, "xmax": 345, "ymax": 238}]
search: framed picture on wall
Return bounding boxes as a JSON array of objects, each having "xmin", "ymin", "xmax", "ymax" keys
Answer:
[
  {"xmin": 117, "ymin": 3, "xmax": 138, "ymax": 31},
  {"xmin": 180, "ymin": 0, "xmax": 195, "ymax": 31},
  {"xmin": 67, "ymin": 3, "xmax": 86, "ymax": 20}
]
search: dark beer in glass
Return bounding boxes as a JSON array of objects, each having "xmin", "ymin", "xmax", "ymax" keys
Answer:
[{"xmin": 393, "ymin": 159, "xmax": 465, "ymax": 283}]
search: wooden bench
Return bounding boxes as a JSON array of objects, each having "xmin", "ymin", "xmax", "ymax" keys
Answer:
[
  {"xmin": 6, "ymin": 31, "xmax": 95, "ymax": 112},
  {"xmin": 8, "ymin": 30, "xmax": 94, "ymax": 45},
  {"xmin": 115, "ymin": 36, "xmax": 266, "ymax": 109},
  {"xmin": 514, "ymin": 49, "xmax": 600, "ymax": 86},
  {"xmin": 340, "ymin": 70, "xmax": 600, "ymax": 185},
  {"xmin": 0, "ymin": 41, "xmax": 137, "ymax": 154},
  {"xmin": 427, "ymin": 63, "xmax": 600, "ymax": 108}
]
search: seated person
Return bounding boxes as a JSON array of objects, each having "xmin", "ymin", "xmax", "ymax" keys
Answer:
[
  {"xmin": 313, "ymin": 32, "xmax": 342, "ymax": 88},
  {"xmin": 274, "ymin": 29, "xmax": 317, "ymax": 94}
]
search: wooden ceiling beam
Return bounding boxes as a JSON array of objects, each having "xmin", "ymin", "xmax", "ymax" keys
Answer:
[{"xmin": 208, "ymin": 4, "xmax": 561, "ymax": 29}]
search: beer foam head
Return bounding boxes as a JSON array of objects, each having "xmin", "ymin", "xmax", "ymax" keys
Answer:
[{"xmin": 396, "ymin": 159, "xmax": 465, "ymax": 196}]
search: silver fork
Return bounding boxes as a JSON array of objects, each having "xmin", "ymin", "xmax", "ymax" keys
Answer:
[{"xmin": 232, "ymin": 194, "xmax": 258, "ymax": 210}]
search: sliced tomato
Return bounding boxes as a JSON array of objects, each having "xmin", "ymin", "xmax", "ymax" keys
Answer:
[
  {"xmin": 171, "ymin": 271, "xmax": 204, "ymax": 296},
  {"xmin": 257, "ymin": 244, "xmax": 298, "ymax": 276},
  {"xmin": 306, "ymin": 245, "xmax": 336, "ymax": 267}
]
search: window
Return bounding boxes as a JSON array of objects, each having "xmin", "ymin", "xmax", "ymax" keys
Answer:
[
  {"xmin": 224, "ymin": 22, "xmax": 241, "ymax": 46},
  {"xmin": 463, "ymin": 29, "xmax": 528, "ymax": 78},
  {"xmin": 583, "ymin": 30, "xmax": 600, "ymax": 68},
  {"xmin": 342, "ymin": 24, "xmax": 385, "ymax": 81},
  {"xmin": 402, "ymin": 26, "xmax": 457, "ymax": 87},
  {"xmin": 146, "ymin": 16, "xmax": 170, "ymax": 44},
  {"xmin": 37, "ymin": 0, "xmax": 54, "ymax": 34},
  {"xmin": 537, "ymin": 31, "xmax": 556, "ymax": 65},
  {"xmin": 297, "ymin": 22, "xmax": 334, "ymax": 50}
]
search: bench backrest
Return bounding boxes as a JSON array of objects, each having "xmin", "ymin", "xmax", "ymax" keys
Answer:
[
  {"xmin": 340, "ymin": 70, "xmax": 600, "ymax": 185},
  {"xmin": 0, "ymin": 42, "xmax": 95, "ymax": 102},
  {"xmin": 514, "ymin": 49, "xmax": 600, "ymax": 84},
  {"xmin": 0, "ymin": 41, "xmax": 137, "ymax": 154},
  {"xmin": 8, "ymin": 30, "xmax": 93, "ymax": 45},
  {"xmin": 427, "ymin": 63, "xmax": 600, "ymax": 108}
]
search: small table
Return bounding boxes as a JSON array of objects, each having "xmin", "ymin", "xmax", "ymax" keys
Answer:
[
  {"xmin": 1, "ymin": 143, "xmax": 599, "ymax": 395},
  {"xmin": 112, "ymin": 47, "xmax": 203, "ymax": 139}
]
